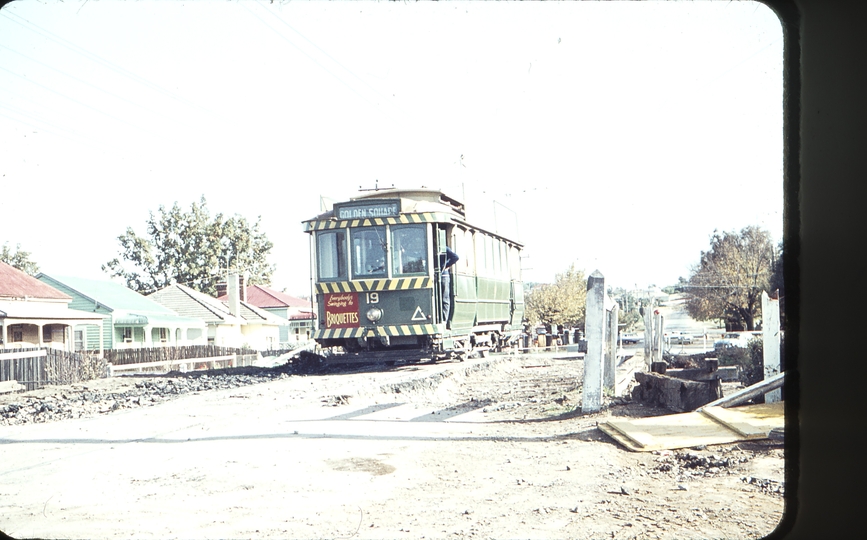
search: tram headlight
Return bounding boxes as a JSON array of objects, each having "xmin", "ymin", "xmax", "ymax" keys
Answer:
[{"xmin": 366, "ymin": 307, "xmax": 383, "ymax": 322}]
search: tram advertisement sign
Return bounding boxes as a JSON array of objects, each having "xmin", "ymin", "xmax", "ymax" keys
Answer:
[
  {"xmin": 334, "ymin": 199, "xmax": 400, "ymax": 220},
  {"xmin": 324, "ymin": 292, "xmax": 360, "ymax": 329}
]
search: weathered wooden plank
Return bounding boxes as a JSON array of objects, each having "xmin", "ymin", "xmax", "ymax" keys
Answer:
[
  {"xmin": 598, "ymin": 402, "xmax": 786, "ymax": 452},
  {"xmin": 0, "ymin": 380, "xmax": 25, "ymax": 394},
  {"xmin": 604, "ymin": 420, "xmax": 654, "ymax": 448},
  {"xmin": 664, "ymin": 366, "xmax": 740, "ymax": 382},
  {"xmin": 701, "ymin": 403, "xmax": 784, "ymax": 438},
  {"xmin": 599, "ymin": 410, "xmax": 747, "ymax": 452},
  {"xmin": 0, "ymin": 350, "xmax": 47, "ymax": 360}
]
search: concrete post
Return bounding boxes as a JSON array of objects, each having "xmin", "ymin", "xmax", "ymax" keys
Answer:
[
  {"xmin": 604, "ymin": 297, "xmax": 618, "ymax": 395},
  {"xmin": 583, "ymin": 270, "xmax": 605, "ymax": 413},
  {"xmin": 643, "ymin": 301, "xmax": 653, "ymax": 369},
  {"xmin": 653, "ymin": 313, "xmax": 665, "ymax": 364},
  {"xmin": 762, "ymin": 291, "xmax": 782, "ymax": 402}
]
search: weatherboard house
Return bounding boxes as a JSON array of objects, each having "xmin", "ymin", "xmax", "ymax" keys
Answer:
[
  {"xmin": 35, "ymin": 273, "xmax": 207, "ymax": 351},
  {"xmin": 0, "ymin": 262, "xmax": 104, "ymax": 353},
  {"xmin": 148, "ymin": 280, "xmax": 282, "ymax": 351},
  {"xmin": 216, "ymin": 283, "xmax": 315, "ymax": 346}
]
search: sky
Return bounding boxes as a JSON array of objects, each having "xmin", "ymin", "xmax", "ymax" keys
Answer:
[{"xmin": 0, "ymin": 0, "xmax": 784, "ymax": 297}]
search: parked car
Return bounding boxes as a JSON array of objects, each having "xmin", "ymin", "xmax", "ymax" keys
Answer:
[
  {"xmin": 667, "ymin": 332, "xmax": 693, "ymax": 344},
  {"xmin": 620, "ymin": 332, "xmax": 642, "ymax": 344},
  {"xmin": 713, "ymin": 332, "xmax": 756, "ymax": 351}
]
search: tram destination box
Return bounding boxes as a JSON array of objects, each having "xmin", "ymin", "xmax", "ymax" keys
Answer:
[{"xmin": 334, "ymin": 199, "xmax": 401, "ymax": 220}]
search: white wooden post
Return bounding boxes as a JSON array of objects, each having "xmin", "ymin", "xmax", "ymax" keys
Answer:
[
  {"xmin": 762, "ymin": 291, "xmax": 782, "ymax": 402},
  {"xmin": 642, "ymin": 300, "xmax": 653, "ymax": 369},
  {"xmin": 583, "ymin": 271, "xmax": 605, "ymax": 413}
]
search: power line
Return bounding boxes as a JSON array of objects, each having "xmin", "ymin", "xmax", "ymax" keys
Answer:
[
  {"xmin": 251, "ymin": 0, "xmax": 411, "ymax": 122},
  {"xmin": 0, "ymin": 96, "xmax": 132, "ymax": 156},
  {"xmin": 0, "ymin": 64, "xmax": 172, "ymax": 144},
  {"xmin": 0, "ymin": 43, "xmax": 197, "ymax": 132},
  {"xmin": 0, "ymin": 11, "xmax": 226, "ymax": 122},
  {"xmin": 239, "ymin": 1, "xmax": 404, "ymax": 128}
]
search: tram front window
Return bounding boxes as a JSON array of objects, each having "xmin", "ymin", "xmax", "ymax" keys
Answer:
[
  {"xmin": 391, "ymin": 225, "xmax": 427, "ymax": 276},
  {"xmin": 317, "ymin": 230, "xmax": 346, "ymax": 280},
  {"xmin": 351, "ymin": 227, "xmax": 387, "ymax": 278}
]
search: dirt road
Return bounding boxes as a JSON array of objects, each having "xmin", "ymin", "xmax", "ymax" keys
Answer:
[{"xmin": 0, "ymin": 353, "xmax": 786, "ymax": 539}]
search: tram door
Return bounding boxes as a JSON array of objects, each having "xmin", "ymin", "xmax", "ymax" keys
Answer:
[{"xmin": 434, "ymin": 226, "xmax": 450, "ymax": 325}]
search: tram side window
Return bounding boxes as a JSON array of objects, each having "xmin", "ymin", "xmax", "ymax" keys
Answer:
[
  {"xmin": 391, "ymin": 225, "xmax": 427, "ymax": 276},
  {"xmin": 474, "ymin": 233, "xmax": 486, "ymax": 277},
  {"xmin": 317, "ymin": 230, "xmax": 346, "ymax": 280},
  {"xmin": 509, "ymin": 245, "xmax": 521, "ymax": 280},
  {"xmin": 351, "ymin": 227, "xmax": 388, "ymax": 278},
  {"xmin": 487, "ymin": 236, "xmax": 497, "ymax": 276},
  {"xmin": 453, "ymin": 227, "xmax": 472, "ymax": 273}
]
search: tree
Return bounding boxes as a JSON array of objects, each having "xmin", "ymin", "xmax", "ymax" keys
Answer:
[
  {"xmin": 683, "ymin": 226, "xmax": 776, "ymax": 331},
  {"xmin": 769, "ymin": 240, "xmax": 786, "ymax": 330},
  {"xmin": 1, "ymin": 242, "xmax": 40, "ymax": 275},
  {"xmin": 609, "ymin": 286, "xmax": 643, "ymax": 332},
  {"xmin": 524, "ymin": 264, "xmax": 587, "ymax": 330},
  {"xmin": 103, "ymin": 196, "xmax": 275, "ymax": 295}
]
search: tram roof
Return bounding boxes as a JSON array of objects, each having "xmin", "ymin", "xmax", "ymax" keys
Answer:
[
  {"xmin": 302, "ymin": 187, "xmax": 523, "ymax": 247},
  {"xmin": 304, "ymin": 188, "xmax": 464, "ymax": 221}
]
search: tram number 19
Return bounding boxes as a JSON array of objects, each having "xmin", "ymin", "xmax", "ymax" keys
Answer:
[{"xmin": 365, "ymin": 292, "xmax": 380, "ymax": 304}]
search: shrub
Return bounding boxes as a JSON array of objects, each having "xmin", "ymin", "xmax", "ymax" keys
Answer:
[{"xmin": 716, "ymin": 338, "xmax": 765, "ymax": 388}]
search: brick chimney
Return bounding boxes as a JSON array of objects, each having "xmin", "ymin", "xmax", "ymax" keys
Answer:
[{"xmin": 218, "ymin": 274, "xmax": 247, "ymax": 304}]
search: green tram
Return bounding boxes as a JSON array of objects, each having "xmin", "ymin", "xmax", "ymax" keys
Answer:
[{"xmin": 303, "ymin": 188, "xmax": 524, "ymax": 363}]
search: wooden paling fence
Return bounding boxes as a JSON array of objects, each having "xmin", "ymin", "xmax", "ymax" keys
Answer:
[
  {"xmin": 104, "ymin": 345, "xmax": 259, "ymax": 375},
  {"xmin": 104, "ymin": 345, "xmax": 255, "ymax": 365},
  {"xmin": 1, "ymin": 348, "xmax": 109, "ymax": 392},
  {"xmin": 1, "ymin": 345, "xmax": 261, "ymax": 392}
]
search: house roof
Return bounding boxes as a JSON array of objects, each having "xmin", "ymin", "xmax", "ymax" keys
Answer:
[
  {"xmin": 218, "ymin": 284, "xmax": 312, "ymax": 309},
  {"xmin": 0, "ymin": 300, "xmax": 104, "ymax": 322},
  {"xmin": 284, "ymin": 309, "xmax": 315, "ymax": 321},
  {"xmin": 37, "ymin": 273, "xmax": 179, "ymax": 315},
  {"xmin": 0, "ymin": 262, "xmax": 71, "ymax": 301},
  {"xmin": 149, "ymin": 284, "xmax": 281, "ymax": 326}
]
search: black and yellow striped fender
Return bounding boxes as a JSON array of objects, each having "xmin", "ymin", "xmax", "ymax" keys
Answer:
[
  {"xmin": 315, "ymin": 323, "xmax": 441, "ymax": 340},
  {"xmin": 304, "ymin": 212, "xmax": 451, "ymax": 232},
  {"xmin": 315, "ymin": 277, "xmax": 432, "ymax": 294}
]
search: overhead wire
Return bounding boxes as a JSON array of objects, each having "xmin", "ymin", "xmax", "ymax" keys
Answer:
[
  {"xmin": 251, "ymin": 0, "xmax": 413, "ymax": 124},
  {"xmin": 239, "ymin": 0, "xmax": 405, "ymax": 129},
  {"xmin": 0, "ymin": 82, "xmax": 137, "ymax": 156},
  {"xmin": 0, "ymin": 10, "xmax": 235, "ymax": 162},
  {"xmin": 0, "ymin": 42, "xmax": 207, "ymax": 133},
  {"xmin": 0, "ymin": 10, "xmax": 225, "ymax": 123},
  {"xmin": 0, "ymin": 10, "xmax": 234, "ymax": 158},
  {"xmin": 0, "ymin": 63, "xmax": 173, "ymax": 144}
]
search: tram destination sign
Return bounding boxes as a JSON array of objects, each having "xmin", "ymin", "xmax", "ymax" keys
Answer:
[{"xmin": 334, "ymin": 199, "xmax": 401, "ymax": 220}]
